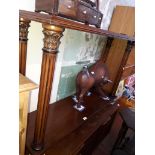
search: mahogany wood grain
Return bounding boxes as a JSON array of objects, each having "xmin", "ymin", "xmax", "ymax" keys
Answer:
[
  {"xmin": 19, "ymin": 10, "xmax": 134, "ymax": 41},
  {"xmin": 25, "ymin": 94, "xmax": 117, "ymax": 155},
  {"xmin": 19, "ymin": 18, "xmax": 31, "ymax": 75},
  {"xmin": 32, "ymin": 24, "xmax": 64, "ymax": 151}
]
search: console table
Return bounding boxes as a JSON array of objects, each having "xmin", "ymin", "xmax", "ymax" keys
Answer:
[{"xmin": 19, "ymin": 10, "xmax": 135, "ymax": 154}]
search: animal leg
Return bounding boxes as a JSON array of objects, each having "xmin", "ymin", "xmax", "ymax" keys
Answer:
[
  {"xmin": 95, "ymin": 84, "xmax": 110, "ymax": 101},
  {"xmin": 76, "ymin": 83, "xmax": 81, "ymax": 101},
  {"xmin": 72, "ymin": 82, "xmax": 81, "ymax": 104},
  {"xmin": 77, "ymin": 88, "xmax": 88, "ymax": 108}
]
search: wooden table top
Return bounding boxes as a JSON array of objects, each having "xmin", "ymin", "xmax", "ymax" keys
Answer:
[
  {"xmin": 19, "ymin": 73, "xmax": 38, "ymax": 93},
  {"xmin": 26, "ymin": 94, "xmax": 117, "ymax": 155}
]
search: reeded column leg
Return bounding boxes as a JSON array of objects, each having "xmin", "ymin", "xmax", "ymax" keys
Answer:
[
  {"xmin": 32, "ymin": 24, "xmax": 64, "ymax": 151},
  {"xmin": 111, "ymin": 41, "xmax": 135, "ymax": 96},
  {"xmin": 19, "ymin": 18, "xmax": 31, "ymax": 75}
]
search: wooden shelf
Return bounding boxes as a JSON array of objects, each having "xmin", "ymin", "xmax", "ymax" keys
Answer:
[{"xmin": 19, "ymin": 10, "xmax": 134, "ymax": 41}]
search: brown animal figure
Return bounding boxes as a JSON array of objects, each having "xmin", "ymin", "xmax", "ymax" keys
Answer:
[{"xmin": 73, "ymin": 60, "xmax": 112, "ymax": 111}]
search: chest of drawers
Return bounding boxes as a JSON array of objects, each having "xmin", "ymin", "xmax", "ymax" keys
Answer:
[{"xmin": 35, "ymin": 0, "xmax": 103, "ymax": 27}]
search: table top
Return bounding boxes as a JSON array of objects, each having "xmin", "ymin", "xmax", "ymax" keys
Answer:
[
  {"xmin": 19, "ymin": 74, "xmax": 38, "ymax": 93},
  {"xmin": 26, "ymin": 94, "xmax": 117, "ymax": 155}
]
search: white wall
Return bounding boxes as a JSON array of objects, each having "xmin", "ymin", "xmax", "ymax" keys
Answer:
[
  {"xmin": 26, "ymin": 22, "xmax": 42, "ymax": 112},
  {"xmin": 20, "ymin": 0, "xmax": 135, "ymax": 112}
]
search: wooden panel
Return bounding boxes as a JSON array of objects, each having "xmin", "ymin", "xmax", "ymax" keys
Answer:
[
  {"xmin": 92, "ymin": 112, "xmax": 123, "ymax": 155},
  {"xmin": 109, "ymin": 6, "xmax": 135, "ymax": 37},
  {"xmin": 19, "ymin": 91, "xmax": 29, "ymax": 155},
  {"xmin": 19, "ymin": 73, "xmax": 38, "ymax": 93},
  {"xmin": 80, "ymin": 112, "xmax": 116, "ymax": 155},
  {"xmin": 19, "ymin": 74, "xmax": 38, "ymax": 155},
  {"xmin": 103, "ymin": 39, "xmax": 127, "ymax": 94}
]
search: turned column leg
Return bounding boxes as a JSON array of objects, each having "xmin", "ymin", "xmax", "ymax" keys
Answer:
[
  {"xmin": 32, "ymin": 24, "xmax": 64, "ymax": 151},
  {"xmin": 19, "ymin": 18, "xmax": 31, "ymax": 75},
  {"xmin": 111, "ymin": 41, "xmax": 135, "ymax": 96},
  {"xmin": 100, "ymin": 37, "xmax": 113, "ymax": 62}
]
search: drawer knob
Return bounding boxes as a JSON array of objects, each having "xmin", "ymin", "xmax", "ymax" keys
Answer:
[
  {"xmin": 94, "ymin": 15, "xmax": 97, "ymax": 18},
  {"xmin": 83, "ymin": 117, "xmax": 87, "ymax": 120},
  {"xmin": 67, "ymin": 5, "xmax": 71, "ymax": 9},
  {"xmin": 83, "ymin": 10, "xmax": 87, "ymax": 14}
]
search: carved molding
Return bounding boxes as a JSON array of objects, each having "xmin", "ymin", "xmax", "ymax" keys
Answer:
[
  {"xmin": 19, "ymin": 18, "xmax": 31, "ymax": 41},
  {"xmin": 42, "ymin": 24, "xmax": 64, "ymax": 53}
]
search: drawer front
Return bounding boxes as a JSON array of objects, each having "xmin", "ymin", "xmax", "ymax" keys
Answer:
[
  {"xmin": 58, "ymin": 0, "xmax": 76, "ymax": 18},
  {"xmin": 77, "ymin": 3, "xmax": 91, "ymax": 23},
  {"xmin": 97, "ymin": 12, "xmax": 103, "ymax": 26},
  {"xmin": 58, "ymin": 0, "xmax": 103, "ymax": 27},
  {"xmin": 77, "ymin": 3, "xmax": 103, "ymax": 27},
  {"xmin": 88, "ymin": 9, "xmax": 98, "ymax": 24}
]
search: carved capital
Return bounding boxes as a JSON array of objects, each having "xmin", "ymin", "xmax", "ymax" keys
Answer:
[
  {"xmin": 126, "ymin": 41, "xmax": 135, "ymax": 53},
  {"xmin": 42, "ymin": 24, "xmax": 64, "ymax": 53},
  {"xmin": 19, "ymin": 18, "xmax": 31, "ymax": 41}
]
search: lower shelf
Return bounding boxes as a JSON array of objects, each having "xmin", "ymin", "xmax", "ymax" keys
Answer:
[{"xmin": 26, "ymin": 94, "xmax": 117, "ymax": 155}]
